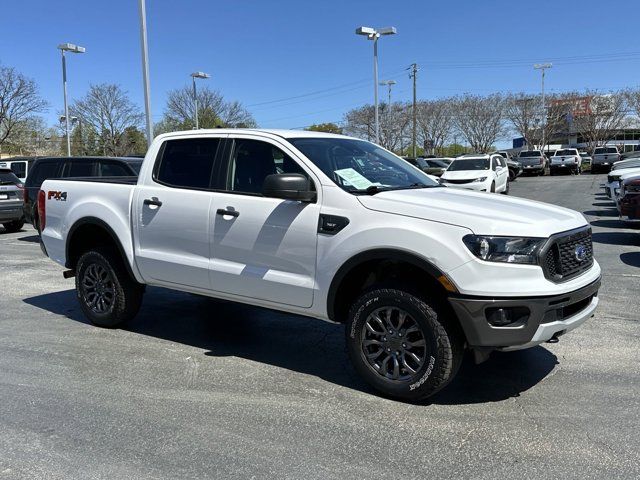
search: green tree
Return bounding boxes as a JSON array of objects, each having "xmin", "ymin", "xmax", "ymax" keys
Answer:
[{"xmin": 305, "ymin": 123, "xmax": 343, "ymax": 134}]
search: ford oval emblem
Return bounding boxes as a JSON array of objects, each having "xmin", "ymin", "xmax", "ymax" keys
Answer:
[{"xmin": 575, "ymin": 245, "xmax": 587, "ymax": 262}]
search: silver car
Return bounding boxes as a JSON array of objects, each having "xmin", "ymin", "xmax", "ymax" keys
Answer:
[{"xmin": 0, "ymin": 168, "xmax": 25, "ymax": 233}]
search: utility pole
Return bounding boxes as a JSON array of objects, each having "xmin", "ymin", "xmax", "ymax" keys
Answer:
[
  {"xmin": 534, "ymin": 63, "xmax": 552, "ymax": 152},
  {"xmin": 409, "ymin": 63, "xmax": 418, "ymax": 157}
]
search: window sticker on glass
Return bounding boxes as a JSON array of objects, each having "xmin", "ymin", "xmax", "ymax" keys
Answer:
[{"xmin": 334, "ymin": 168, "xmax": 374, "ymax": 190}]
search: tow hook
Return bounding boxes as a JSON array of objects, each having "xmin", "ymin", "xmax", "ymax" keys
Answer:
[
  {"xmin": 546, "ymin": 331, "xmax": 564, "ymax": 344},
  {"xmin": 62, "ymin": 270, "xmax": 76, "ymax": 279}
]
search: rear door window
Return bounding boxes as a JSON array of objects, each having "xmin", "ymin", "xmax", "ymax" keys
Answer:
[
  {"xmin": 154, "ymin": 137, "xmax": 222, "ymax": 190},
  {"xmin": 29, "ymin": 161, "xmax": 61, "ymax": 187}
]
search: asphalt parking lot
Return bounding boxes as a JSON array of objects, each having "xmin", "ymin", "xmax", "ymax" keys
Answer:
[{"xmin": 1, "ymin": 173, "xmax": 639, "ymax": 479}]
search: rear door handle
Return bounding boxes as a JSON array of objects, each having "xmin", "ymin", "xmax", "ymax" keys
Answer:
[
  {"xmin": 216, "ymin": 208, "xmax": 239, "ymax": 217},
  {"xmin": 143, "ymin": 197, "xmax": 162, "ymax": 207}
]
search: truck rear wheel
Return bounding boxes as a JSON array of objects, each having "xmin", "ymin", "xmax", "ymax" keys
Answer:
[
  {"xmin": 75, "ymin": 248, "xmax": 143, "ymax": 328},
  {"xmin": 345, "ymin": 288, "xmax": 463, "ymax": 402}
]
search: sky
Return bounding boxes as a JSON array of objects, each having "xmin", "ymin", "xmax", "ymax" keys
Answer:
[{"xmin": 2, "ymin": 0, "xmax": 639, "ymax": 137}]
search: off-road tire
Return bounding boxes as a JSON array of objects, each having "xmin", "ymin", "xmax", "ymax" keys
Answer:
[
  {"xmin": 345, "ymin": 288, "xmax": 463, "ymax": 402},
  {"xmin": 75, "ymin": 247, "xmax": 143, "ymax": 328}
]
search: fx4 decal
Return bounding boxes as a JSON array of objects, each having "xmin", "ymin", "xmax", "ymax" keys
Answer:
[{"xmin": 48, "ymin": 191, "xmax": 68, "ymax": 201}]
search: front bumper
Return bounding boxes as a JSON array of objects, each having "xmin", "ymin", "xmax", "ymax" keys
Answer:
[
  {"xmin": 448, "ymin": 277, "xmax": 600, "ymax": 349},
  {"xmin": 441, "ymin": 181, "xmax": 490, "ymax": 192}
]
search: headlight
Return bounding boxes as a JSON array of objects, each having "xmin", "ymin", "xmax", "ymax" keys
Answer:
[
  {"xmin": 462, "ymin": 235, "xmax": 545, "ymax": 264},
  {"xmin": 472, "ymin": 177, "xmax": 487, "ymax": 183}
]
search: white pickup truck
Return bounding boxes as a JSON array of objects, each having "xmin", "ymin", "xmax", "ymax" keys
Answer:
[
  {"xmin": 550, "ymin": 148, "xmax": 581, "ymax": 175},
  {"xmin": 39, "ymin": 129, "xmax": 601, "ymax": 401}
]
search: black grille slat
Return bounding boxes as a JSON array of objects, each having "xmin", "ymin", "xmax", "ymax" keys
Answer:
[
  {"xmin": 444, "ymin": 179, "xmax": 473, "ymax": 184},
  {"xmin": 542, "ymin": 228, "xmax": 593, "ymax": 282}
]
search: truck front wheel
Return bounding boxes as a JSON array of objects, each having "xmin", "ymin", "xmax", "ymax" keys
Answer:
[
  {"xmin": 75, "ymin": 248, "xmax": 143, "ymax": 328},
  {"xmin": 346, "ymin": 288, "xmax": 463, "ymax": 402}
]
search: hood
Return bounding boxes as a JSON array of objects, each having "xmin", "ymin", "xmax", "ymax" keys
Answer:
[
  {"xmin": 358, "ymin": 187, "xmax": 586, "ymax": 237},
  {"xmin": 614, "ymin": 167, "xmax": 640, "ymax": 180},
  {"xmin": 441, "ymin": 170, "xmax": 489, "ymax": 180}
]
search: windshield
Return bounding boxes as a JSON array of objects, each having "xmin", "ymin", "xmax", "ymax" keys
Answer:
[
  {"xmin": 595, "ymin": 147, "xmax": 618, "ymax": 154},
  {"xmin": 0, "ymin": 171, "xmax": 20, "ymax": 185},
  {"xmin": 289, "ymin": 137, "xmax": 439, "ymax": 193},
  {"xmin": 555, "ymin": 149, "xmax": 578, "ymax": 156},
  {"xmin": 447, "ymin": 158, "xmax": 490, "ymax": 171},
  {"xmin": 519, "ymin": 151, "xmax": 541, "ymax": 158}
]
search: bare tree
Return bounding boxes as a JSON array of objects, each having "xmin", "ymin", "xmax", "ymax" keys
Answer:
[
  {"xmin": 504, "ymin": 93, "xmax": 540, "ymax": 148},
  {"xmin": 343, "ymin": 102, "xmax": 411, "ymax": 152},
  {"xmin": 452, "ymin": 93, "xmax": 506, "ymax": 153},
  {"xmin": 70, "ymin": 83, "xmax": 144, "ymax": 156},
  {"xmin": 163, "ymin": 86, "xmax": 256, "ymax": 129},
  {"xmin": 0, "ymin": 66, "xmax": 48, "ymax": 153},
  {"xmin": 570, "ymin": 91, "xmax": 628, "ymax": 151},
  {"xmin": 623, "ymin": 87, "xmax": 640, "ymax": 118},
  {"xmin": 416, "ymin": 99, "xmax": 455, "ymax": 154},
  {"xmin": 343, "ymin": 104, "xmax": 376, "ymax": 142}
]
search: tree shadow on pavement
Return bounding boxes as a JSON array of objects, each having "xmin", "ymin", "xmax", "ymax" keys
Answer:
[
  {"xmin": 24, "ymin": 287, "xmax": 558, "ymax": 404},
  {"xmin": 592, "ymin": 231, "xmax": 640, "ymax": 246},
  {"xmin": 584, "ymin": 209, "xmax": 618, "ymax": 218},
  {"xmin": 620, "ymin": 252, "xmax": 640, "ymax": 268}
]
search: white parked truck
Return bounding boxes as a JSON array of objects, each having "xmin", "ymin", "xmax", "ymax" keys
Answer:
[
  {"xmin": 592, "ymin": 146, "xmax": 620, "ymax": 173},
  {"xmin": 39, "ymin": 129, "xmax": 601, "ymax": 401},
  {"xmin": 550, "ymin": 148, "xmax": 581, "ymax": 175}
]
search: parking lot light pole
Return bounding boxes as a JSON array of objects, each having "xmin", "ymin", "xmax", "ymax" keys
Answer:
[
  {"xmin": 190, "ymin": 72, "xmax": 211, "ymax": 129},
  {"xmin": 138, "ymin": 0, "xmax": 153, "ymax": 146},
  {"xmin": 57, "ymin": 43, "xmax": 85, "ymax": 157},
  {"xmin": 379, "ymin": 79, "xmax": 396, "ymax": 106},
  {"xmin": 534, "ymin": 63, "xmax": 552, "ymax": 152},
  {"xmin": 356, "ymin": 26, "xmax": 397, "ymax": 144}
]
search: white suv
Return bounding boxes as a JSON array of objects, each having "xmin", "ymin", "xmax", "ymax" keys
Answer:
[{"xmin": 440, "ymin": 154, "xmax": 509, "ymax": 193}]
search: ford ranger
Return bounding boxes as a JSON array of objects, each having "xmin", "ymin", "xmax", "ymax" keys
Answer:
[{"xmin": 38, "ymin": 129, "xmax": 601, "ymax": 401}]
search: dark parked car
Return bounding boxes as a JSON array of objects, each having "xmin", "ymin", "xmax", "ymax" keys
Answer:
[
  {"xmin": 23, "ymin": 156, "xmax": 139, "ymax": 230},
  {"xmin": 0, "ymin": 168, "xmax": 25, "ymax": 233},
  {"xmin": 403, "ymin": 157, "xmax": 450, "ymax": 177},
  {"xmin": 496, "ymin": 152, "xmax": 522, "ymax": 181},
  {"xmin": 618, "ymin": 175, "xmax": 640, "ymax": 223}
]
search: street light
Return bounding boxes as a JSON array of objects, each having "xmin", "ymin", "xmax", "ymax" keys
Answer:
[
  {"xmin": 534, "ymin": 63, "xmax": 552, "ymax": 152},
  {"xmin": 57, "ymin": 43, "xmax": 85, "ymax": 157},
  {"xmin": 356, "ymin": 26, "xmax": 397, "ymax": 144},
  {"xmin": 190, "ymin": 71, "xmax": 211, "ymax": 129},
  {"xmin": 379, "ymin": 79, "xmax": 397, "ymax": 106}
]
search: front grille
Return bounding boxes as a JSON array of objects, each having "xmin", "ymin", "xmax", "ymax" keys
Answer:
[
  {"xmin": 445, "ymin": 179, "xmax": 473, "ymax": 184},
  {"xmin": 542, "ymin": 227, "xmax": 593, "ymax": 282}
]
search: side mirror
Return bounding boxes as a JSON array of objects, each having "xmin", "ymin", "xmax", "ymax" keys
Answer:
[{"xmin": 263, "ymin": 173, "xmax": 316, "ymax": 202}]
